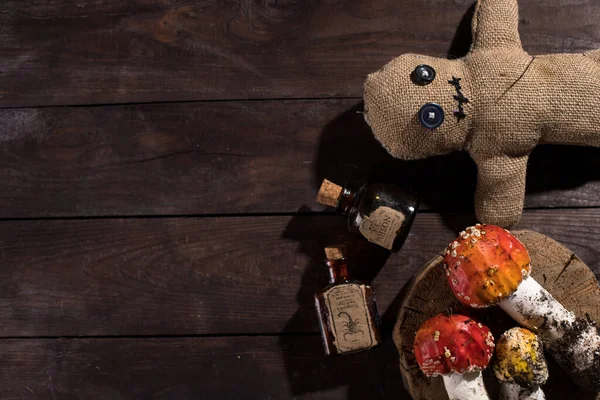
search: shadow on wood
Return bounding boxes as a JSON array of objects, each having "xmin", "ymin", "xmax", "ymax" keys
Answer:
[
  {"xmin": 527, "ymin": 145, "xmax": 600, "ymax": 194},
  {"xmin": 313, "ymin": 104, "xmax": 600, "ymax": 224},
  {"xmin": 447, "ymin": 2, "xmax": 475, "ymax": 59},
  {"xmin": 279, "ymin": 207, "xmax": 409, "ymax": 398},
  {"xmin": 313, "ymin": 101, "xmax": 479, "ymax": 216}
]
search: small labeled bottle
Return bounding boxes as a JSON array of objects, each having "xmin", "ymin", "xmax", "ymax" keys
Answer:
[
  {"xmin": 316, "ymin": 179, "xmax": 419, "ymax": 251},
  {"xmin": 315, "ymin": 246, "xmax": 381, "ymax": 355}
]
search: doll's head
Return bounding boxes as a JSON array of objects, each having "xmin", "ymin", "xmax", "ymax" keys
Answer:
[
  {"xmin": 361, "ymin": 0, "xmax": 593, "ymax": 228},
  {"xmin": 363, "ymin": 54, "xmax": 471, "ymax": 160}
]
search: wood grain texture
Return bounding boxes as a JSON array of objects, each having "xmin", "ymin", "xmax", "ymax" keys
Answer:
[
  {"xmin": 4, "ymin": 1, "xmax": 600, "ymax": 398},
  {"xmin": 0, "ymin": 209, "xmax": 598, "ymax": 337},
  {"xmin": 0, "ymin": 0, "xmax": 599, "ymax": 107},
  {"xmin": 2, "ymin": 100, "xmax": 600, "ymax": 218},
  {"xmin": 0, "ymin": 336, "xmax": 408, "ymax": 400},
  {"xmin": 393, "ymin": 230, "xmax": 600, "ymax": 400}
]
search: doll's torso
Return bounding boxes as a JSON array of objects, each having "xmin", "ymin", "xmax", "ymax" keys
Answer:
[
  {"xmin": 464, "ymin": 50, "xmax": 600, "ymax": 159},
  {"xmin": 533, "ymin": 52, "xmax": 600, "ymax": 147}
]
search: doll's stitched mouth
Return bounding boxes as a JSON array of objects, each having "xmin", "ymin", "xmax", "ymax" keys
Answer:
[{"xmin": 448, "ymin": 76, "xmax": 469, "ymax": 121}]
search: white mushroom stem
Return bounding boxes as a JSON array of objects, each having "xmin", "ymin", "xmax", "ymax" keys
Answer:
[
  {"xmin": 499, "ymin": 275, "xmax": 600, "ymax": 383},
  {"xmin": 499, "ymin": 383, "xmax": 545, "ymax": 400},
  {"xmin": 499, "ymin": 275, "xmax": 575, "ymax": 343},
  {"xmin": 442, "ymin": 371, "xmax": 490, "ymax": 400}
]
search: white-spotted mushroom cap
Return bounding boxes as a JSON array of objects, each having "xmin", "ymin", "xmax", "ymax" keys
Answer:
[
  {"xmin": 414, "ymin": 313, "xmax": 495, "ymax": 376},
  {"xmin": 443, "ymin": 224, "xmax": 531, "ymax": 308}
]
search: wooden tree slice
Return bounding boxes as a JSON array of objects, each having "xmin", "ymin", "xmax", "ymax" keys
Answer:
[{"xmin": 393, "ymin": 230, "xmax": 600, "ymax": 400}]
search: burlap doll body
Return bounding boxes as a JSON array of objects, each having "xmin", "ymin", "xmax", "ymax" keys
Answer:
[{"xmin": 364, "ymin": 0, "xmax": 600, "ymax": 227}]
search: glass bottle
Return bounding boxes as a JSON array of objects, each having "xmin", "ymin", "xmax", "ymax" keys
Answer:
[
  {"xmin": 315, "ymin": 246, "xmax": 381, "ymax": 355},
  {"xmin": 316, "ymin": 179, "xmax": 419, "ymax": 251}
]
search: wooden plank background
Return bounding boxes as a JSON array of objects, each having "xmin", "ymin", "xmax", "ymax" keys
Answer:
[
  {"xmin": 2, "ymin": 102, "xmax": 600, "ymax": 218},
  {"xmin": 1, "ymin": 0, "xmax": 599, "ymax": 107},
  {"xmin": 1, "ymin": 0, "xmax": 600, "ymax": 398}
]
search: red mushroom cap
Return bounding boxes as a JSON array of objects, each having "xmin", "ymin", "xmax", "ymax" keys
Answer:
[
  {"xmin": 414, "ymin": 313, "xmax": 495, "ymax": 376},
  {"xmin": 443, "ymin": 224, "xmax": 531, "ymax": 308}
]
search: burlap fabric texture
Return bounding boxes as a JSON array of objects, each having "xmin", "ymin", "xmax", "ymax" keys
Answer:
[{"xmin": 364, "ymin": 0, "xmax": 600, "ymax": 227}]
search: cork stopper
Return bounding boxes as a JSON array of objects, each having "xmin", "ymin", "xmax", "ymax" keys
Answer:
[
  {"xmin": 325, "ymin": 246, "xmax": 346, "ymax": 261},
  {"xmin": 316, "ymin": 179, "xmax": 343, "ymax": 207}
]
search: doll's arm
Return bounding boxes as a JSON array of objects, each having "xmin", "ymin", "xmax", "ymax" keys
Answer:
[
  {"xmin": 474, "ymin": 154, "xmax": 529, "ymax": 228},
  {"xmin": 471, "ymin": 0, "xmax": 523, "ymax": 53},
  {"xmin": 584, "ymin": 49, "xmax": 600, "ymax": 62}
]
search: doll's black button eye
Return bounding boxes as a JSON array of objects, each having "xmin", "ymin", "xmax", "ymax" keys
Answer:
[
  {"xmin": 413, "ymin": 65, "xmax": 436, "ymax": 85},
  {"xmin": 418, "ymin": 103, "xmax": 444, "ymax": 129}
]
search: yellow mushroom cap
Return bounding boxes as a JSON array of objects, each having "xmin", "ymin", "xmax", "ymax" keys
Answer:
[{"xmin": 494, "ymin": 327, "xmax": 549, "ymax": 388}]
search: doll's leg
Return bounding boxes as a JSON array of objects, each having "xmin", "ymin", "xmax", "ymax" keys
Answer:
[{"xmin": 474, "ymin": 154, "xmax": 529, "ymax": 228}]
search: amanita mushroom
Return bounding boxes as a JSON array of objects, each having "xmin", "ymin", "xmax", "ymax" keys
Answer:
[
  {"xmin": 443, "ymin": 224, "xmax": 600, "ymax": 390},
  {"xmin": 413, "ymin": 313, "xmax": 495, "ymax": 400},
  {"xmin": 494, "ymin": 327, "xmax": 548, "ymax": 400}
]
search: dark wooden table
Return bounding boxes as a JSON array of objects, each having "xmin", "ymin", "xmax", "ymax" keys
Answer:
[{"xmin": 1, "ymin": 1, "xmax": 599, "ymax": 399}]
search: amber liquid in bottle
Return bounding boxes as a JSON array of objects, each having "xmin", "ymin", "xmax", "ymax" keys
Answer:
[
  {"xmin": 316, "ymin": 179, "xmax": 419, "ymax": 251},
  {"xmin": 315, "ymin": 246, "xmax": 381, "ymax": 355}
]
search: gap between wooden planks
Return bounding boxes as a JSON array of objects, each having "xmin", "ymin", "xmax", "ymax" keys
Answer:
[
  {"xmin": 0, "ymin": 209, "xmax": 597, "ymax": 338},
  {"xmin": 0, "ymin": 0, "xmax": 598, "ymax": 107},
  {"xmin": 0, "ymin": 335, "xmax": 409, "ymax": 399},
  {"xmin": 1, "ymin": 100, "xmax": 600, "ymax": 218}
]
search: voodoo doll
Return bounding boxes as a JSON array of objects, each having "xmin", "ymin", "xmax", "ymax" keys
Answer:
[{"xmin": 364, "ymin": 0, "xmax": 600, "ymax": 227}]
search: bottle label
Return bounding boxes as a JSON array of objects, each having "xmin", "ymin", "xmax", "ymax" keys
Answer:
[
  {"xmin": 359, "ymin": 206, "xmax": 405, "ymax": 250},
  {"xmin": 323, "ymin": 284, "xmax": 375, "ymax": 353}
]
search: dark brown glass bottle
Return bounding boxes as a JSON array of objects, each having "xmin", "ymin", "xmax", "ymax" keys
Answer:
[
  {"xmin": 316, "ymin": 179, "xmax": 419, "ymax": 251},
  {"xmin": 315, "ymin": 246, "xmax": 381, "ymax": 355}
]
